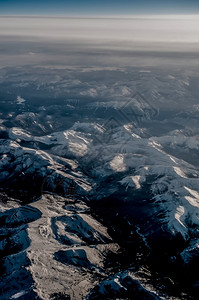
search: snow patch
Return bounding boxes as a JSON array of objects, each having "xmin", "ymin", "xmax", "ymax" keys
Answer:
[
  {"xmin": 110, "ymin": 155, "xmax": 126, "ymax": 172},
  {"xmin": 16, "ymin": 96, "xmax": 26, "ymax": 105},
  {"xmin": 120, "ymin": 175, "xmax": 143, "ymax": 190}
]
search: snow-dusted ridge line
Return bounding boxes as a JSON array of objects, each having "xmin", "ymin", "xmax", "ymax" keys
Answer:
[{"xmin": 0, "ymin": 138, "xmax": 92, "ymax": 194}]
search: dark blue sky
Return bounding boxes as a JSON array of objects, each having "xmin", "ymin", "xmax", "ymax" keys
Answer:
[{"xmin": 0, "ymin": 0, "xmax": 199, "ymax": 15}]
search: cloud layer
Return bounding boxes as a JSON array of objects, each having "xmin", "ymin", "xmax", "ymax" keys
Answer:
[{"xmin": 0, "ymin": 16, "xmax": 199, "ymax": 68}]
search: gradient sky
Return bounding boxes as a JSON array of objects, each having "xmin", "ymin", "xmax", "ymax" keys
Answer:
[{"xmin": 0, "ymin": 0, "xmax": 199, "ymax": 16}]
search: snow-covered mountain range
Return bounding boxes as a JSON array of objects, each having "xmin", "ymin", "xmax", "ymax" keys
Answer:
[{"xmin": 0, "ymin": 65, "xmax": 199, "ymax": 299}]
